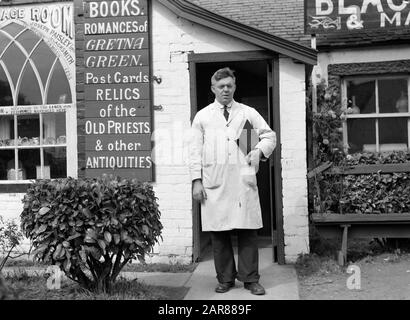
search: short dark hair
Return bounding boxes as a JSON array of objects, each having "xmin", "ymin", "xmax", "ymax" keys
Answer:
[{"xmin": 211, "ymin": 67, "xmax": 236, "ymax": 84}]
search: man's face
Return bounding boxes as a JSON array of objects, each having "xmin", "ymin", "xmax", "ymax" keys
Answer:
[{"xmin": 211, "ymin": 76, "xmax": 236, "ymax": 105}]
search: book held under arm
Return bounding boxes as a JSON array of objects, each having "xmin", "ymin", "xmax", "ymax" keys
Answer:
[
  {"xmin": 236, "ymin": 119, "xmax": 259, "ymax": 156},
  {"xmin": 236, "ymin": 119, "xmax": 260, "ymax": 185}
]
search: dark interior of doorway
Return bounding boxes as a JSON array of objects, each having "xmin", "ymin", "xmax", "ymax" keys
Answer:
[{"xmin": 195, "ymin": 60, "xmax": 275, "ymax": 256}]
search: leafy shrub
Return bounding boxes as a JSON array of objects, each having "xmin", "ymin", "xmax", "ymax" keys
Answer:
[
  {"xmin": 317, "ymin": 152, "xmax": 410, "ymax": 213},
  {"xmin": 20, "ymin": 175, "xmax": 163, "ymax": 293},
  {"xmin": 343, "ymin": 151, "xmax": 410, "ymax": 165},
  {"xmin": 307, "ymin": 79, "xmax": 345, "ymax": 166},
  {"xmin": 307, "ymin": 80, "xmax": 345, "ymax": 213},
  {"xmin": 339, "ymin": 152, "xmax": 410, "ymax": 213},
  {"xmin": 0, "ymin": 216, "xmax": 24, "ymax": 272}
]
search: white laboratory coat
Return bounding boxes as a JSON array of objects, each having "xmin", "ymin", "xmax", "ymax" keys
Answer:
[{"xmin": 189, "ymin": 100, "xmax": 276, "ymax": 231}]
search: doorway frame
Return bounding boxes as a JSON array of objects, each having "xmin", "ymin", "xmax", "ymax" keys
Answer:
[{"xmin": 188, "ymin": 50, "xmax": 285, "ymax": 264}]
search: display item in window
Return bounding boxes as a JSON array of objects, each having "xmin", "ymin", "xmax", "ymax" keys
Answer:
[
  {"xmin": 395, "ymin": 91, "xmax": 408, "ymax": 113},
  {"xmin": 45, "ymin": 137, "xmax": 56, "ymax": 145},
  {"xmin": 348, "ymin": 96, "xmax": 360, "ymax": 114},
  {"xmin": 31, "ymin": 137, "xmax": 39, "ymax": 145},
  {"xmin": 58, "ymin": 94, "xmax": 67, "ymax": 104},
  {"xmin": 36, "ymin": 165, "xmax": 50, "ymax": 179},
  {"xmin": 19, "ymin": 137, "xmax": 29, "ymax": 146},
  {"xmin": 57, "ymin": 135, "xmax": 66, "ymax": 144},
  {"xmin": 6, "ymin": 159, "xmax": 26, "ymax": 180}
]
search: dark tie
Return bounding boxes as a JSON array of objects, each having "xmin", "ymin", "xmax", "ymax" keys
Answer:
[{"xmin": 223, "ymin": 105, "xmax": 229, "ymax": 121}]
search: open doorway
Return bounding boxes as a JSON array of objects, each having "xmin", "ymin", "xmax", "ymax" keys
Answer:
[{"xmin": 191, "ymin": 57, "xmax": 278, "ymax": 261}]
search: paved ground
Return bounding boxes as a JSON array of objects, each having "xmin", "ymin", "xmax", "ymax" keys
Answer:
[{"xmin": 183, "ymin": 247, "xmax": 299, "ymax": 300}]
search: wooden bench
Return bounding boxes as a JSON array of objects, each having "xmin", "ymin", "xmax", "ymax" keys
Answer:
[
  {"xmin": 311, "ymin": 213, "xmax": 410, "ymax": 265},
  {"xmin": 309, "ymin": 162, "xmax": 410, "ymax": 265}
]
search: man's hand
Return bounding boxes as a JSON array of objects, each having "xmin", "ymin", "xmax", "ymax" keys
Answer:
[
  {"xmin": 245, "ymin": 149, "xmax": 263, "ymax": 167},
  {"xmin": 192, "ymin": 179, "xmax": 207, "ymax": 202}
]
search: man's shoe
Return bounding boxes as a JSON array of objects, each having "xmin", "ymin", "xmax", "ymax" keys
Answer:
[
  {"xmin": 244, "ymin": 282, "xmax": 265, "ymax": 295},
  {"xmin": 215, "ymin": 282, "xmax": 235, "ymax": 293}
]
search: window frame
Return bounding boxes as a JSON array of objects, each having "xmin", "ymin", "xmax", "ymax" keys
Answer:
[
  {"xmin": 0, "ymin": 20, "xmax": 77, "ymax": 184},
  {"xmin": 341, "ymin": 74, "xmax": 410, "ymax": 154}
]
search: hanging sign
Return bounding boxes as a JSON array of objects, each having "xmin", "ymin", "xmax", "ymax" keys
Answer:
[
  {"xmin": 305, "ymin": 0, "xmax": 410, "ymax": 34},
  {"xmin": 83, "ymin": 0, "xmax": 153, "ymax": 181}
]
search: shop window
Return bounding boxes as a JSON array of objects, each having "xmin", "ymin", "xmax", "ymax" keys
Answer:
[
  {"xmin": 343, "ymin": 75, "xmax": 410, "ymax": 154},
  {"xmin": 0, "ymin": 22, "xmax": 72, "ymax": 182}
]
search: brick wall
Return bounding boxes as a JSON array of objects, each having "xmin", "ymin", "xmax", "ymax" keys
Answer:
[
  {"xmin": 0, "ymin": 193, "xmax": 31, "ymax": 251},
  {"xmin": 0, "ymin": 194, "xmax": 24, "ymax": 221},
  {"xmin": 279, "ymin": 58, "xmax": 309, "ymax": 263}
]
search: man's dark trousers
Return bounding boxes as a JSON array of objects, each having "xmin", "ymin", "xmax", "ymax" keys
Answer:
[{"xmin": 210, "ymin": 229, "xmax": 260, "ymax": 284}]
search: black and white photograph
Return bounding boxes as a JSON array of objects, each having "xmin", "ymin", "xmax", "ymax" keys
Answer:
[{"xmin": 0, "ymin": 0, "xmax": 410, "ymax": 309}]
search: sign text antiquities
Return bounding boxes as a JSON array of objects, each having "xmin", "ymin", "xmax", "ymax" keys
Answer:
[{"xmin": 83, "ymin": 0, "xmax": 153, "ymax": 180}]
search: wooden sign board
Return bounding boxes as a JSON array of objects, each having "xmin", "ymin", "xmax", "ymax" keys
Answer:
[
  {"xmin": 83, "ymin": 0, "xmax": 153, "ymax": 181},
  {"xmin": 305, "ymin": 0, "xmax": 410, "ymax": 34}
]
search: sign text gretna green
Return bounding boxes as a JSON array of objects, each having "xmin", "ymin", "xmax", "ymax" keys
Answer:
[{"xmin": 83, "ymin": 0, "xmax": 153, "ymax": 181}]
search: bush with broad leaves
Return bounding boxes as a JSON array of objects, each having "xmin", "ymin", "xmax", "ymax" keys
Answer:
[
  {"xmin": 0, "ymin": 216, "xmax": 24, "ymax": 272},
  {"xmin": 20, "ymin": 175, "xmax": 163, "ymax": 293}
]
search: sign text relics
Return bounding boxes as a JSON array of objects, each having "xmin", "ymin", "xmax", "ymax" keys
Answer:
[{"xmin": 83, "ymin": 0, "xmax": 153, "ymax": 181}]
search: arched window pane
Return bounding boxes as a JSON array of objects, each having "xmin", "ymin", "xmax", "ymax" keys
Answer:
[
  {"xmin": 47, "ymin": 59, "xmax": 72, "ymax": 104},
  {"xmin": 16, "ymin": 29, "xmax": 41, "ymax": 54},
  {"xmin": 31, "ymin": 40, "xmax": 55, "ymax": 87},
  {"xmin": 0, "ymin": 65, "xmax": 13, "ymax": 106},
  {"xmin": 0, "ymin": 32, "xmax": 11, "ymax": 57},
  {"xmin": 2, "ymin": 42, "xmax": 26, "ymax": 88},
  {"xmin": 18, "ymin": 63, "xmax": 42, "ymax": 105},
  {"xmin": 2, "ymin": 23, "xmax": 25, "ymax": 38}
]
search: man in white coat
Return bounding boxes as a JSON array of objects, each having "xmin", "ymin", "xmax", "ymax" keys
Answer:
[{"xmin": 189, "ymin": 67, "xmax": 276, "ymax": 295}]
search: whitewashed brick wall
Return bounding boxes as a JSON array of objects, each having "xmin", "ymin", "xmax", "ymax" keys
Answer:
[
  {"xmin": 279, "ymin": 58, "xmax": 310, "ymax": 263},
  {"xmin": 0, "ymin": 193, "xmax": 24, "ymax": 221},
  {"xmin": 0, "ymin": 193, "xmax": 32, "ymax": 252}
]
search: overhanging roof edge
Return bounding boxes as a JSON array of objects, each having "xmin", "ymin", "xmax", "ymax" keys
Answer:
[{"xmin": 157, "ymin": 0, "xmax": 317, "ymax": 65}]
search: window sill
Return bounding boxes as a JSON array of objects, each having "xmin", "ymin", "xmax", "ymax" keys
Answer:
[
  {"xmin": 0, "ymin": 180, "xmax": 36, "ymax": 184},
  {"xmin": 0, "ymin": 183, "xmax": 31, "ymax": 193},
  {"xmin": 345, "ymin": 112, "xmax": 410, "ymax": 119},
  {"xmin": 0, "ymin": 144, "xmax": 66, "ymax": 149}
]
